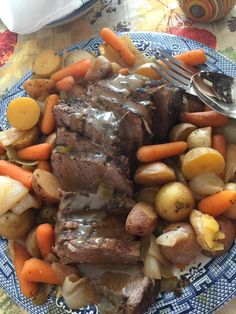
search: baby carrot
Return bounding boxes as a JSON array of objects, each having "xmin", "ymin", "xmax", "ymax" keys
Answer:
[
  {"xmin": 17, "ymin": 143, "xmax": 52, "ymax": 161},
  {"xmin": 100, "ymin": 27, "xmax": 135, "ymax": 66},
  {"xmin": 13, "ymin": 242, "xmax": 39, "ymax": 298},
  {"xmin": 55, "ymin": 76, "xmax": 75, "ymax": 92},
  {"xmin": 36, "ymin": 224, "xmax": 54, "ymax": 259},
  {"xmin": 37, "ymin": 160, "xmax": 51, "ymax": 172},
  {"xmin": 21, "ymin": 258, "xmax": 61, "ymax": 285},
  {"xmin": 180, "ymin": 111, "xmax": 229, "ymax": 127},
  {"xmin": 137, "ymin": 141, "xmax": 187, "ymax": 163},
  {"xmin": 212, "ymin": 134, "xmax": 226, "ymax": 159},
  {"xmin": 174, "ymin": 49, "xmax": 207, "ymax": 66},
  {"xmin": 119, "ymin": 68, "xmax": 129, "ymax": 75},
  {"xmin": 199, "ymin": 190, "xmax": 236, "ymax": 217},
  {"xmin": 51, "ymin": 59, "xmax": 92, "ymax": 82},
  {"xmin": 0, "ymin": 160, "xmax": 33, "ymax": 189},
  {"xmin": 41, "ymin": 94, "xmax": 59, "ymax": 135}
]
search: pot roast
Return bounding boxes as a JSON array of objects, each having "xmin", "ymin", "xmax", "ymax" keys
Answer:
[{"xmin": 52, "ymin": 74, "xmax": 183, "ymax": 313}]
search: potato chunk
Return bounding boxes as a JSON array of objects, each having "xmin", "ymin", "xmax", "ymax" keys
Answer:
[{"xmin": 182, "ymin": 147, "xmax": 225, "ymax": 180}]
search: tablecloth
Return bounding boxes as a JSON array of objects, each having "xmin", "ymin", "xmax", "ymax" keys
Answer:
[{"xmin": 0, "ymin": 0, "xmax": 235, "ymax": 313}]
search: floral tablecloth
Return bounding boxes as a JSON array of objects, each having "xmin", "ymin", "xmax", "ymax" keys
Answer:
[{"xmin": 0, "ymin": 0, "xmax": 235, "ymax": 313}]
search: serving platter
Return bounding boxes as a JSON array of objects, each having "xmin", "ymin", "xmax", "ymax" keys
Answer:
[{"xmin": 0, "ymin": 32, "xmax": 236, "ymax": 314}]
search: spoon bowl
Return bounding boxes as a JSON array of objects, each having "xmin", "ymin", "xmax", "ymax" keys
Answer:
[{"xmin": 192, "ymin": 71, "xmax": 236, "ymax": 118}]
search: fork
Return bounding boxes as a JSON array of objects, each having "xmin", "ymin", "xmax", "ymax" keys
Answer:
[{"xmin": 151, "ymin": 48, "xmax": 236, "ymax": 117}]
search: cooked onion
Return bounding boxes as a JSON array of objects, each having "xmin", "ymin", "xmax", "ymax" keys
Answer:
[
  {"xmin": 62, "ymin": 275, "xmax": 99, "ymax": 309},
  {"xmin": 52, "ymin": 263, "xmax": 79, "ymax": 285},
  {"xmin": 190, "ymin": 209, "xmax": 224, "ymax": 251},
  {"xmin": 11, "ymin": 193, "xmax": 41, "ymax": 215},
  {"xmin": 6, "ymin": 147, "xmax": 38, "ymax": 166},
  {"xmin": 0, "ymin": 176, "xmax": 28, "ymax": 216},
  {"xmin": 32, "ymin": 284, "xmax": 52, "ymax": 306},
  {"xmin": 0, "ymin": 128, "xmax": 26, "ymax": 146},
  {"xmin": 148, "ymin": 234, "xmax": 170, "ymax": 265},
  {"xmin": 189, "ymin": 172, "xmax": 224, "ymax": 195},
  {"xmin": 156, "ymin": 230, "xmax": 188, "ymax": 247},
  {"xmin": 143, "ymin": 253, "xmax": 162, "ymax": 280}
]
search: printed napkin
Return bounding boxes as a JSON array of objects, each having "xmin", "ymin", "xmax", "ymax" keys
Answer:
[{"xmin": 0, "ymin": 0, "xmax": 87, "ymax": 34}]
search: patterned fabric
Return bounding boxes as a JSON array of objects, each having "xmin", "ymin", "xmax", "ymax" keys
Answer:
[{"xmin": 0, "ymin": 0, "xmax": 235, "ymax": 95}]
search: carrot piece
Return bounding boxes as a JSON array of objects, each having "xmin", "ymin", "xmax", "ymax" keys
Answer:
[
  {"xmin": 21, "ymin": 258, "xmax": 61, "ymax": 285},
  {"xmin": 0, "ymin": 143, "xmax": 5, "ymax": 156},
  {"xmin": 36, "ymin": 223, "xmax": 54, "ymax": 259},
  {"xmin": 51, "ymin": 59, "xmax": 92, "ymax": 82},
  {"xmin": 13, "ymin": 242, "xmax": 39, "ymax": 298},
  {"xmin": 55, "ymin": 76, "xmax": 75, "ymax": 92},
  {"xmin": 100, "ymin": 27, "xmax": 135, "ymax": 66},
  {"xmin": 174, "ymin": 49, "xmax": 207, "ymax": 66},
  {"xmin": 37, "ymin": 160, "xmax": 51, "ymax": 172},
  {"xmin": 180, "ymin": 111, "xmax": 229, "ymax": 127},
  {"xmin": 137, "ymin": 141, "xmax": 187, "ymax": 163},
  {"xmin": 17, "ymin": 143, "xmax": 52, "ymax": 161},
  {"xmin": 198, "ymin": 190, "xmax": 236, "ymax": 217},
  {"xmin": 0, "ymin": 160, "xmax": 33, "ymax": 189},
  {"xmin": 212, "ymin": 134, "xmax": 226, "ymax": 159},
  {"xmin": 119, "ymin": 68, "xmax": 129, "ymax": 75},
  {"xmin": 41, "ymin": 94, "xmax": 59, "ymax": 135}
]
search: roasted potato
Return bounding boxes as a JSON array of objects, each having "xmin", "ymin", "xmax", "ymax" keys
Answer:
[
  {"xmin": 134, "ymin": 188, "xmax": 159, "ymax": 206},
  {"xmin": 159, "ymin": 223, "xmax": 201, "ymax": 265},
  {"xmin": 0, "ymin": 209, "xmax": 35, "ymax": 240},
  {"xmin": 10, "ymin": 127, "xmax": 38, "ymax": 150},
  {"xmin": 125, "ymin": 202, "xmax": 158, "ymax": 236},
  {"xmin": 187, "ymin": 127, "xmax": 212, "ymax": 149},
  {"xmin": 26, "ymin": 227, "xmax": 41, "ymax": 258},
  {"xmin": 155, "ymin": 182, "xmax": 195, "ymax": 222},
  {"xmin": 134, "ymin": 162, "xmax": 176, "ymax": 186},
  {"xmin": 203, "ymin": 217, "xmax": 236, "ymax": 258},
  {"xmin": 63, "ymin": 49, "xmax": 96, "ymax": 67},
  {"xmin": 33, "ymin": 49, "xmax": 62, "ymax": 78},
  {"xmin": 23, "ymin": 79, "xmax": 55, "ymax": 100},
  {"xmin": 32, "ymin": 169, "xmax": 61, "ymax": 203},
  {"xmin": 182, "ymin": 147, "xmax": 225, "ymax": 180},
  {"xmin": 85, "ymin": 56, "xmax": 112, "ymax": 82},
  {"xmin": 168, "ymin": 123, "xmax": 197, "ymax": 142}
]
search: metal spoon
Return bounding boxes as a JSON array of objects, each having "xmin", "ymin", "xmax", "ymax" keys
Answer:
[{"xmin": 192, "ymin": 71, "xmax": 236, "ymax": 118}]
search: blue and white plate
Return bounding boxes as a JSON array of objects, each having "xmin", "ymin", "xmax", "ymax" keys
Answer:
[
  {"xmin": 0, "ymin": 33, "xmax": 236, "ymax": 314},
  {"xmin": 46, "ymin": 0, "xmax": 97, "ymax": 27}
]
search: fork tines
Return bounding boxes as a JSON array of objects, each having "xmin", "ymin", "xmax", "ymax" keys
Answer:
[{"xmin": 152, "ymin": 48, "xmax": 196, "ymax": 88}]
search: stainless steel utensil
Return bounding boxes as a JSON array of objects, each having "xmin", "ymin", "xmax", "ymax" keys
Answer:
[{"xmin": 152, "ymin": 48, "xmax": 236, "ymax": 118}]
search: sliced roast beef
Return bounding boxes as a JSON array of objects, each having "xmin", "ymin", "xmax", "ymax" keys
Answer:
[
  {"xmin": 53, "ymin": 96, "xmax": 151, "ymax": 164},
  {"xmin": 144, "ymin": 81, "xmax": 184, "ymax": 142},
  {"xmin": 51, "ymin": 151, "xmax": 133, "ymax": 195},
  {"xmin": 55, "ymin": 207, "xmax": 140, "ymax": 264},
  {"xmin": 53, "ymin": 100, "xmax": 121, "ymax": 148},
  {"xmin": 78, "ymin": 264, "xmax": 160, "ymax": 314},
  {"xmin": 60, "ymin": 189, "xmax": 135, "ymax": 214}
]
